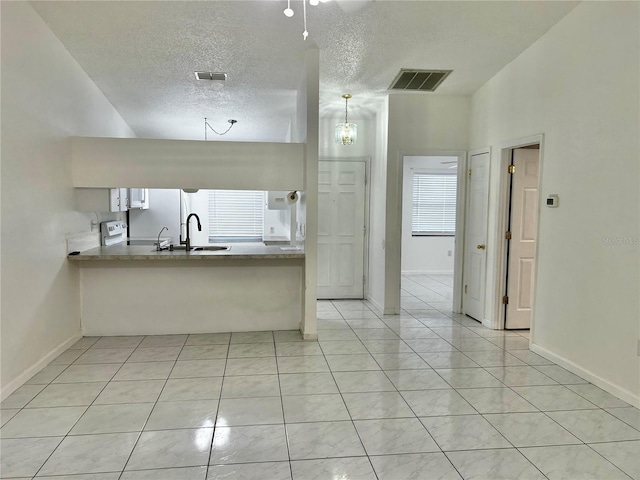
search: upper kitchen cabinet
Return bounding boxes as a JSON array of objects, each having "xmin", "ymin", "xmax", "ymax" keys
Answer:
[{"xmin": 129, "ymin": 188, "xmax": 149, "ymax": 209}]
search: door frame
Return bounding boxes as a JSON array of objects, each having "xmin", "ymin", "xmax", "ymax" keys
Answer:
[
  {"xmin": 494, "ymin": 134, "xmax": 545, "ymax": 333},
  {"xmin": 318, "ymin": 156, "xmax": 371, "ymax": 299},
  {"xmin": 397, "ymin": 150, "xmax": 468, "ymax": 314},
  {"xmin": 461, "ymin": 148, "xmax": 491, "ymax": 321}
]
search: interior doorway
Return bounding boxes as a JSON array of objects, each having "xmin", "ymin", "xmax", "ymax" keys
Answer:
[
  {"xmin": 401, "ymin": 156, "xmax": 458, "ymax": 275},
  {"xmin": 401, "ymin": 156, "xmax": 460, "ymax": 307},
  {"xmin": 503, "ymin": 146, "xmax": 540, "ymax": 329}
]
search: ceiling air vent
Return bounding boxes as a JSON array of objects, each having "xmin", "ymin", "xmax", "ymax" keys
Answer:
[
  {"xmin": 389, "ymin": 69, "xmax": 452, "ymax": 92},
  {"xmin": 194, "ymin": 72, "xmax": 227, "ymax": 81}
]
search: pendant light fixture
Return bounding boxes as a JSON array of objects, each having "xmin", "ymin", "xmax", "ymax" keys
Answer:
[
  {"xmin": 335, "ymin": 94, "xmax": 357, "ymax": 145},
  {"xmin": 204, "ymin": 117, "xmax": 237, "ymax": 140}
]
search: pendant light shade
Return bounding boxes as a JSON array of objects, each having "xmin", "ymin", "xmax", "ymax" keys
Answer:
[{"xmin": 335, "ymin": 94, "xmax": 357, "ymax": 145}]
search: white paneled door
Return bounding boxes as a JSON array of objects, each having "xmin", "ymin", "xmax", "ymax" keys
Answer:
[
  {"xmin": 463, "ymin": 152, "xmax": 490, "ymax": 322},
  {"xmin": 317, "ymin": 161, "xmax": 366, "ymax": 299},
  {"xmin": 505, "ymin": 148, "xmax": 539, "ymax": 329}
]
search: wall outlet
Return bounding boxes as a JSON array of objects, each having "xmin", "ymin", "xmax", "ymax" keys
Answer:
[
  {"xmin": 447, "ymin": 250, "xmax": 452, "ymax": 257},
  {"xmin": 269, "ymin": 227, "xmax": 275, "ymax": 234}
]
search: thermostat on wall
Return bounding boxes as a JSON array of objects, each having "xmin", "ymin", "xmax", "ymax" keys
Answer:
[{"xmin": 546, "ymin": 194, "xmax": 559, "ymax": 208}]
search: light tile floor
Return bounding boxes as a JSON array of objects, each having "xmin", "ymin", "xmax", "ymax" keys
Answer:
[{"xmin": 1, "ymin": 274, "xmax": 638, "ymax": 479}]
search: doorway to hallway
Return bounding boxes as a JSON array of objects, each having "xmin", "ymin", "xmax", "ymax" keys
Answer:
[{"xmin": 401, "ymin": 156, "xmax": 460, "ymax": 313}]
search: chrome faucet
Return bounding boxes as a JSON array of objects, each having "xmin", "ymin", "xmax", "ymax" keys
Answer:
[
  {"xmin": 156, "ymin": 226, "xmax": 169, "ymax": 251},
  {"xmin": 185, "ymin": 213, "xmax": 201, "ymax": 251}
]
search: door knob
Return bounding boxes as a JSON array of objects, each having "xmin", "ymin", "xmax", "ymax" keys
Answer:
[{"xmin": 476, "ymin": 244, "xmax": 486, "ymax": 250}]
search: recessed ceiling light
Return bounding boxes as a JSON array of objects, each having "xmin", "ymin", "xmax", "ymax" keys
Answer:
[{"xmin": 194, "ymin": 72, "xmax": 227, "ymax": 81}]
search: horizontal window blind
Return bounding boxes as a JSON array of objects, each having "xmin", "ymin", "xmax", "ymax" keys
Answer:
[
  {"xmin": 412, "ymin": 173, "xmax": 457, "ymax": 235},
  {"xmin": 208, "ymin": 190, "xmax": 264, "ymax": 239}
]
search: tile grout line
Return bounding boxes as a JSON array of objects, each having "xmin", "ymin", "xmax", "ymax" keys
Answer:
[
  {"xmin": 29, "ymin": 335, "xmax": 141, "ymax": 479},
  {"xmin": 117, "ymin": 335, "xmax": 192, "ymax": 479},
  {"xmin": 204, "ymin": 334, "xmax": 232, "ymax": 479},
  {"xmin": 272, "ymin": 331, "xmax": 295, "ymax": 480},
  {"xmin": 325, "ymin": 299, "xmax": 380, "ymax": 480},
  {"xmin": 403, "ymin": 275, "xmax": 550, "ymax": 480}
]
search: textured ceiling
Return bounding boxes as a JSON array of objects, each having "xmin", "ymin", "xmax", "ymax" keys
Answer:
[{"xmin": 31, "ymin": 0, "xmax": 577, "ymax": 142}]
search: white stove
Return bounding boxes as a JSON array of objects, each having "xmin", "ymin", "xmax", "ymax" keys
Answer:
[{"xmin": 100, "ymin": 221, "xmax": 127, "ymax": 246}]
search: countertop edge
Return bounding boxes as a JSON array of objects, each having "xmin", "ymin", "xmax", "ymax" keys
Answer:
[{"xmin": 68, "ymin": 253, "xmax": 305, "ymax": 261}]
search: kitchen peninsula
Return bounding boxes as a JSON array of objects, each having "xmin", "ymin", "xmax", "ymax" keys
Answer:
[
  {"xmin": 69, "ymin": 243, "xmax": 305, "ymax": 336},
  {"xmin": 69, "ymin": 133, "xmax": 317, "ymax": 339}
]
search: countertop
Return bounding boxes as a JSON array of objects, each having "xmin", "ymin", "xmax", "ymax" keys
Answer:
[{"xmin": 68, "ymin": 243, "xmax": 305, "ymax": 261}]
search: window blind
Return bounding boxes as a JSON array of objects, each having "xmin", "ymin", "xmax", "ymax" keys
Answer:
[
  {"xmin": 208, "ymin": 190, "xmax": 264, "ymax": 240},
  {"xmin": 412, "ymin": 173, "xmax": 457, "ymax": 235}
]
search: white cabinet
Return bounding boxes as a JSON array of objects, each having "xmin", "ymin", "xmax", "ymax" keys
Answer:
[
  {"xmin": 128, "ymin": 188, "xmax": 149, "ymax": 209},
  {"xmin": 110, "ymin": 188, "xmax": 129, "ymax": 212}
]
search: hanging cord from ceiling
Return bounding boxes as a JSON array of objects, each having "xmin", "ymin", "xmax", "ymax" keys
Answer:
[
  {"xmin": 284, "ymin": 0, "xmax": 319, "ymax": 40},
  {"xmin": 204, "ymin": 117, "xmax": 237, "ymax": 140}
]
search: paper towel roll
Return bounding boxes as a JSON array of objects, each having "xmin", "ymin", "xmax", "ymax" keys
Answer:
[{"xmin": 287, "ymin": 191, "xmax": 298, "ymax": 204}]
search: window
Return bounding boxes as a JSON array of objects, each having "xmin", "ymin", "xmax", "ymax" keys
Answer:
[
  {"xmin": 208, "ymin": 190, "xmax": 264, "ymax": 242},
  {"xmin": 412, "ymin": 173, "xmax": 457, "ymax": 236}
]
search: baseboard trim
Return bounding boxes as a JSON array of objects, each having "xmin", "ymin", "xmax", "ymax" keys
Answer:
[
  {"xmin": 366, "ymin": 296, "xmax": 384, "ymax": 316},
  {"xmin": 530, "ymin": 343, "xmax": 640, "ymax": 408},
  {"xmin": 481, "ymin": 318, "xmax": 494, "ymax": 329},
  {"xmin": 1, "ymin": 331, "xmax": 83, "ymax": 401},
  {"xmin": 401, "ymin": 270, "xmax": 454, "ymax": 275}
]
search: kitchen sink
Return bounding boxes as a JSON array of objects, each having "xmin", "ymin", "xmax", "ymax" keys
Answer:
[{"xmin": 154, "ymin": 245, "xmax": 230, "ymax": 252}]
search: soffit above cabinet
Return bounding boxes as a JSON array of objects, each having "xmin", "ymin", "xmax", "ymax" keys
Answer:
[{"xmin": 71, "ymin": 137, "xmax": 305, "ymax": 191}]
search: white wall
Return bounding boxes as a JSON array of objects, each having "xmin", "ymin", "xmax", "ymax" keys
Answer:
[
  {"xmin": 128, "ymin": 189, "xmax": 181, "ymax": 242},
  {"xmin": 0, "ymin": 2, "xmax": 135, "ymax": 397},
  {"xmin": 401, "ymin": 156, "xmax": 457, "ymax": 274},
  {"xmin": 367, "ymin": 103, "xmax": 390, "ymax": 312},
  {"xmin": 469, "ymin": 2, "xmax": 639, "ymax": 404},
  {"xmin": 263, "ymin": 207, "xmax": 291, "ymax": 239},
  {"xmin": 319, "ymin": 117, "xmax": 375, "ymax": 159},
  {"xmin": 384, "ymin": 95, "xmax": 470, "ymax": 313},
  {"xmin": 296, "ymin": 49, "xmax": 320, "ymax": 339}
]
